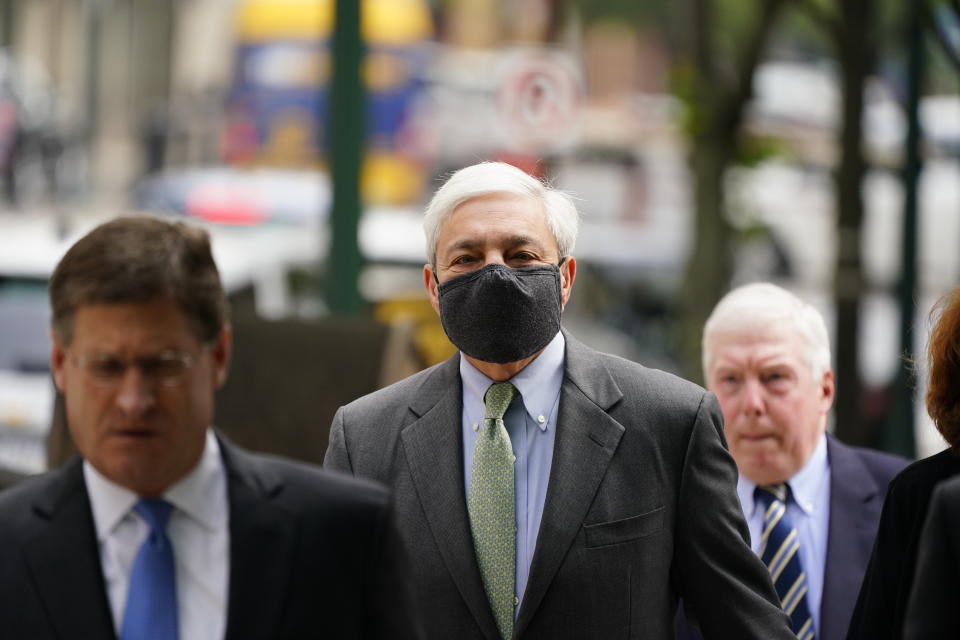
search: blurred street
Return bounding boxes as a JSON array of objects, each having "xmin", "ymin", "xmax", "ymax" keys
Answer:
[{"xmin": 0, "ymin": 0, "xmax": 959, "ymax": 476}]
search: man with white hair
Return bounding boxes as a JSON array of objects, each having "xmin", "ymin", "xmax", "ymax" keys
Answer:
[
  {"xmin": 326, "ymin": 162, "xmax": 796, "ymax": 639},
  {"xmin": 682, "ymin": 282, "xmax": 907, "ymax": 640}
]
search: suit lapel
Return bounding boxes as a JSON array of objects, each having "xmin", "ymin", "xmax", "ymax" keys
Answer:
[
  {"xmin": 220, "ymin": 438, "xmax": 297, "ymax": 639},
  {"xmin": 515, "ymin": 333, "xmax": 625, "ymax": 637},
  {"xmin": 401, "ymin": 356, "xmax": 503, "ymax": 640},
  {"xmin": 821, "ymin": 435, "xmax": 881, "ymax": 640},
  {"xmin": 23, "ymin": 459, "xmax": 117, "ymax": 639}
]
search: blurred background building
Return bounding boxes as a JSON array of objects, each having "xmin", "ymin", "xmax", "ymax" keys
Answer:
[{"xmin": 0, "ymin": 0, "xmax": 958, "ymax": 480}]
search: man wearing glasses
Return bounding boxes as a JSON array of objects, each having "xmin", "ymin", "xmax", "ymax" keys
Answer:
[{"xmin": 0, "ymin": 216, "xmax": 420, "ymax": 640}]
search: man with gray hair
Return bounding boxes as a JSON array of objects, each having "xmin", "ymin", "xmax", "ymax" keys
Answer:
[
  {"xmin": 678, "ymin": 282, "xmax": 906, "ymax": 640},
  {"xmin": 327, "ymin": 162, "xmax": 795, "ymax": 639}
]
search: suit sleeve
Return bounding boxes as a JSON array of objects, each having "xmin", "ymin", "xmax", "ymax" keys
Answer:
[
  {"xmin": 324, "ymin": 407, "xmax": 354, "ymax": 473},
  {"xmin": 673, "ymin": 392, "xmax": 794, "ymax": 640},
  {"xmin": 363, "ymin": 497, "xmax": 424, "ymax": 640},
  {"xmin": 903, "ymin": 482, "xmax": 960, "ymax": 640}
]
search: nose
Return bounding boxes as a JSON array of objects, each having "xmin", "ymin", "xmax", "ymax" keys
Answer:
[
  {"xmin": 741, "ymin": 378, "xmax": 765, "ymax": 416},
  {"xmin": 114, "ymin": 367, "xmax": 156, "ymax": 414},
  {"xmin": 481, "ymin": 250, "xmax": 508, "ymax": 267}
]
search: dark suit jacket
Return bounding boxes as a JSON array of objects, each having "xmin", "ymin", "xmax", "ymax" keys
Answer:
[
  {"xmin": 819, "ymin": 436, "xmax": 906, "ymax": 640},
  {"xmin": 902, "ymin": 472, "xmax": 960, "ymax": 639},
  {"xmin": 325, "ymin": 331, "xmax": 793, "ymax": 640},
  {"xmin": 676, "ymin": 435, "xmax": 905, "ymax": 640},
  {"xmin": 846, "ymin": 448, "xmax": 960, "ymax": 640},
  {"xmin": 0, "ymin": 436, "xmax": 421, "ymax": 640}
]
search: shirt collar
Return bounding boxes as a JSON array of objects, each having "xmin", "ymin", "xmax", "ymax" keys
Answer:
[
  {"xmin": 788, "ymin": 432, "xmax": 828, "ymax": 515},
  {"xmin": 736, "ymin": 432, "xmax": 829, "ymax": 517},
  {"xmin": 84, "ymin": 460, "xmax": 138, "ymax": 543},
  {"xmin": 164, "ymin": 430, "xmax": 227, "ymax": 531},
  {"xmin": 459, "ymin": 331, "xmax": 565, "ymax": 432},
  {"xmin": 84, "ymin": 430, "xmax": 227, "ymax": 539}
]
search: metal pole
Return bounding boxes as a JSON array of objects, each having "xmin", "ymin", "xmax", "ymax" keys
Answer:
[
  {"xmin": 0, "ymin": 0, "xmax": 14, "ymax": 48},
  {"xmin": 84, "ymin": 0, "xmax": 103, "ymax": 146},
  {"xmin": 884, "ymin": 2, "xmax": 924, "ymax": 458},
  {"xmin": 327, "ymin": 0, "xmax": 365, "ymax": 314}
]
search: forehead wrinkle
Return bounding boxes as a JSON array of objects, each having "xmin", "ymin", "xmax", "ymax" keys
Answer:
[{"xmin": 708, "ymin": 331, "xmax": 805, "ymax": 371}]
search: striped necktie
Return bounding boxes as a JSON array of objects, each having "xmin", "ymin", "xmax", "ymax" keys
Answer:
[
  {"xmin": 469, "ymin": 382, "xmax": 518, "ymax": 640},
  {"xmin": 755, "ymin": 484, "xmax": 815, "ymax": 640}
]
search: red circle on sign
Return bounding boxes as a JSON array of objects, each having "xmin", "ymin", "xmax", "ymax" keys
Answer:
[{"xmin": 495, "ymin": 50, "xmax": 582, "ymax": 154}]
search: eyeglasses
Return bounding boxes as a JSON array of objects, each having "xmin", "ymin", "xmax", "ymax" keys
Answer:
[{"xmin": 72, "ymin": 351, "xmax": 196, "ymax": 387}]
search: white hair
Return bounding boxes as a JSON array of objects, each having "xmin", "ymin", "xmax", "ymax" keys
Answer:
[
  {"xmin": 702, "ymin": 282, "xmax": 832, "ymax": 380},
  {"xmin": 422, "ymin": 162, "xmax": 579, "ymax": 265}
]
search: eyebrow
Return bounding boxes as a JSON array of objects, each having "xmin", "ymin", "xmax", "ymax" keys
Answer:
[{"xmin": 445, "ymin": 235, "xmax": 547, "ymax": 254}]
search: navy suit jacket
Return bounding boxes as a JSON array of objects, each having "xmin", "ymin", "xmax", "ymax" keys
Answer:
[
  {"xmin": 677, "ymin": 435, "xmax": 906, "ymax": 640},
  {"xmin": 0, "ymin": 436, "xmax": 422, "ymax": 639}
]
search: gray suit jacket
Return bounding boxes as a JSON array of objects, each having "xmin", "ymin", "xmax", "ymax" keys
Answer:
[{"xmin": 325, "ymin": 331, "xmax": 792, "ymax": 639}]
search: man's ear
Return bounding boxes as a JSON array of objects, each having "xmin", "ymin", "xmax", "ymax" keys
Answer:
[
  {"xmin": 559, "ymin": 256, "xmax": 577, "ymax": 309},
  {"xmin": 50, "ymin": 332, "xmax": 67, "ymax": 393},
  {"xmin": 211, "ymin": 325, "xmax": 233, "ymax": 389},
  {"xmin": 424, "ymin": 263, "xmax": 441, "ymax": 316},
  {"xmin": 820, "ymin": 369, "xmax": 836, "ymax": 413}
]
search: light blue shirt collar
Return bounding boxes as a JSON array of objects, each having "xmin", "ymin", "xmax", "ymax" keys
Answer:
[
  {"xmin": 458, "ymin": 332, "xmax": 565, "ymax": 431},
  {"xmin": 737, "ymin": 432, "xmax": 829, "ymax": 516}
]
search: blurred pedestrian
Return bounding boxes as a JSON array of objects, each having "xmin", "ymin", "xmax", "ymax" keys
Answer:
[
  {"xmin": 847, "ymin": 287, "xmax": 960, "ymax": 640},
  {"xmin": 677, "ymin": 283, "xmax": 906, "ymax": 640},
  {"xmin": 0, "ymin": 216, "xmax": 421, "ymax": 639}
]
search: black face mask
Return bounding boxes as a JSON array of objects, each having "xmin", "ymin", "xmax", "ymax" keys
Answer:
[{"xmin": 437, "ymin": 263, "xmax": 563, "ymax": 364}]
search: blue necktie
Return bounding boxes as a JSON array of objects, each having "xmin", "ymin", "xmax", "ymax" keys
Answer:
[
  {"xmin": 755, "ymin": 485, "xmax": 815, "ymax": 640},
  {"xmin": 121, "ymin": 499, "xmax": 178, "ymax": 640}
]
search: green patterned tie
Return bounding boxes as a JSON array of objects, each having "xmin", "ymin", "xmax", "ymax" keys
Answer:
[{"xmin": 469, "ymin": 382, "xmax": 518, "ymax": 640}]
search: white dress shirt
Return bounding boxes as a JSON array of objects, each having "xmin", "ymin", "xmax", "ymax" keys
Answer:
[
  {"xmin": 84, "ymin": 430, "xmax": 230, "ymax": 640},
  {"xmin": 736, "ymin": 433, "xmax": 831, "ymax": 637}
]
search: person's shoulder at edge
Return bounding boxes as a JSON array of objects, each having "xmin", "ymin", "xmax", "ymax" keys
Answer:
[
  {"xmin": 931, "ymin": 471, "xmax": 960, "ymax": 500},
  {"xmin": 886, "ymin": 447, "xmax": 960, "ymax": 497}
]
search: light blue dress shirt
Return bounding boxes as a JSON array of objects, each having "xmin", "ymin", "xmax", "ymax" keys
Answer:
[
  {"xmin": 736, "ymin": 433, "xmax": 831, "ymax": 637},
  {"xmin": 460, "ymin": 331, "xmax": 564, "ymax": 611}
]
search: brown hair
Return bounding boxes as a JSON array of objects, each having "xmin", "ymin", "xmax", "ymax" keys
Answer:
[
  {"xmin": 926, "ymin": 288, "xmax": 960, "ymax": 449},
  {"xmin": 49, "ymin": 216, "xmax": 228, "ymax": 345}
]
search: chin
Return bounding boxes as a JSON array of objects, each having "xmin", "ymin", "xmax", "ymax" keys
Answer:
[
  {"xmin": 101, "ymin": 459, "xmax": 169, "ymax": 495},
  {"xmin": 740, "ymin": 457, "xmax": 788, "ymax": 485},
  {"xmin": 750, "ymin": 469, "xmax": 789, "ymax": 486}
]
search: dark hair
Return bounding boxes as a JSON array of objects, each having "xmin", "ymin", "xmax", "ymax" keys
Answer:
[
  {"xmin": 50, "ymin": 216, "xmax": 229, "ymax": 345},
  {"xmin": 926, "ymin": 288, "xmax": 960, "ymax": 449}
]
